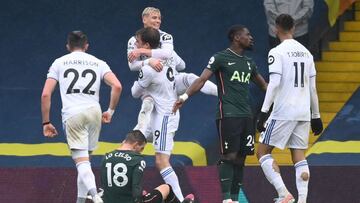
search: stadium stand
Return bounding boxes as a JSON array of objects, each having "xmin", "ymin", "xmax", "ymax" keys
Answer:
[{"xmin": 307, "ymin": 87, "xmax": 360, "ymax": 165}]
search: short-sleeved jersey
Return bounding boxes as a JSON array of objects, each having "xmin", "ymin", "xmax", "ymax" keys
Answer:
[
  {"xmin": 268, "ymin": 39, "xmax": 316, "ymax": 121},
  {"xmin": 207, "ymin": 48, "xmax": 259, "ymax": 119},
  {"xmin": 101, "ymin": 150, "xmax": 146, "ymax": 203},
  {"xmin": 47, "ymin": 51, "xmax": 111, "ymax": 121},
  {"xmin": 137, "ymin": 64, "xmax": 177, "ymax": 116}
]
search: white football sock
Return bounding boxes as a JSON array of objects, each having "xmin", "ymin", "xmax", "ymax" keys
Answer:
[
  {"xmin": 76, "ymin": 161, "xmax": 97, "ymax": 198},
  {"xmin": 295, "ymin": 160, "xmax": 309, "ymax": 203},
  {"xmin": 259, "ymin": 154, "xmax": 288, "ymax": 197},
  {"xmin": 77, "ymin": 173, "xmax": 88, "ymax": 198},
  {"xmin": 160, "ymin": 167, "xmax": 184, "ymax": 201}
]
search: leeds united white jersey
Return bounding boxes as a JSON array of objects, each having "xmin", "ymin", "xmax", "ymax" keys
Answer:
[
  {"xmin": 137, "ymin": 64, "xmax": 177, "ymax": 115},
  {"xmin": 47, "ymin": 51, "xmax": 111, "ymax": 121},
  {"xmin": 268, "ymin": 39, "xmax": 316, "ymax": 121}
]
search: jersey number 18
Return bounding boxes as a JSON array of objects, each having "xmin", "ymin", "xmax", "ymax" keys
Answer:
[{"xmin": 105, "ymin": 162, "xmax": 128, "ymax": 187}]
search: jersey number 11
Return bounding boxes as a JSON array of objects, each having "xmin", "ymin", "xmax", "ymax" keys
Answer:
[{"xmin": 293, "ymin": 62, "xmax": 305, "ymax": 88}]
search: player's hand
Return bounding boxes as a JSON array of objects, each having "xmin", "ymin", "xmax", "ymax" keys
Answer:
[
  {"xmin": 256, "ymin": 112, "xmax": 268, "ymax": 132},
  {"xmin": 173, "ymin": 94, "xmax": 188, "ymax": 113},
  {"xmin": 311, "ymin": 118, "xmax": 323, "ymax": 135},
  {"xmin": 128, "ymin": 49, "xmax": 142, "ymax": 63},
  {"xmin": 172, "ymin": 99, "xmax": 185, "ymax": 113},
  {"xmin": 149, "ymin": 58, "xmax": 163, "ymax": 72},
  {"xmin": 43, "ymin": 123, "xmax": 58, "ymax": 138},
  {"xmin": 102, "ymin": 111, "xmax": 113, "ymax": 123}
]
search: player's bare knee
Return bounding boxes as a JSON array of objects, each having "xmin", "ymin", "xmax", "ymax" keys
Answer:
[
  {"xmin": 256, "ymin": 150, "xmax": 269, "ymax": 161},
  {"xmin": 256, "ymin": 144, "xmax": 272, "ymax": 160},
  {"xmin": 155, "ymin": 155, "xmax": 170, "ymax": 170},
  {"xmin": 300, "ymin": 172, "xmax": 309, "ymax": 181},
  {"xmin": 256, "ymin": 151, "xmax": 264, "ymax": 160},
  {"xmin": 155, "ymin": 159, "xmax": 163, "ymax": 169}
]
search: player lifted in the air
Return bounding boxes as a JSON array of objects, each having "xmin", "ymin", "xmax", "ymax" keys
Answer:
[
  {"xmin": 131, "ymin": 27, "xmax": 194, "ymax": 202},
  {"xmin": 127, "ymin": 6, "xmax": 217, "ymax": 138}
]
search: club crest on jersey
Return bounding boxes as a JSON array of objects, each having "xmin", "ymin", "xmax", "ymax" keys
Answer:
[
  {"xmin": 139, "ymin": 70, "xmax": 143, "ymax": 79},
  {"xmin": 162, "ymin": 34, "xmax": 172, "ymax": 41},
  {"xmin": 268, "ymin": 55, "xmax": 275, "ymax": 65}
]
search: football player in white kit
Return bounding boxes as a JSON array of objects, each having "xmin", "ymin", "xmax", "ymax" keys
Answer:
[
  {"xmin": 127, "ymin": 7, "xmax": 218, "ymax": 140},
  {"xmin": 41, "ymin": 31, "xmax": 122, "ymax": 203},
  {"xmin": 256, "ymin": 14, "xmax": 323, "ymax": 203},
  {"xmin": 131, "ymin": 27, "xmax": 194, "ymax": 202}
]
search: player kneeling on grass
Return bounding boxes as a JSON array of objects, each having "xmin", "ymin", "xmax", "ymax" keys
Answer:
[{"xmin": 100, "ymin": 130, "xmax": 195, "ymax": 203}]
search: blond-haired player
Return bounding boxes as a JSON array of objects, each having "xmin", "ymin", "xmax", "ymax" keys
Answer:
[{"xmin": 127, "ymin": 7, "xmax": 217, "ymax": 138}]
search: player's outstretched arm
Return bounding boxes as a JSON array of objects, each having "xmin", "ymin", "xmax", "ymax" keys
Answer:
[
  {"xmin": 103, "ymin": 72, "xmax": 122, "ymax": 123},
  {"xmin": 41, "ymin": 78, "xmax": 58, "ymax": 137},
  {"xmin": 173, "ymin": 68, "xmax": 213, "ymax": 113}
]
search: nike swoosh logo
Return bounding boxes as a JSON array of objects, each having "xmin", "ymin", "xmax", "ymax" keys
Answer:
[
  {"xmin": 221, "ymin": 178, "xmax": 230, "ymax": 181},
  {"xmin": 228, "ymin": 62, "xmax": 236, "ymax": 65}
]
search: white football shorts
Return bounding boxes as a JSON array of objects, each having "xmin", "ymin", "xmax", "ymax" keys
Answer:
[
  {"xmin": 150, "ymin": 111, "xmax": 179, "ymax": 155},
  {"xmin": 259, "ymin": 119, "xmax": 310, "ymax": 150},
  {"xmin": 63, "ymin": 105, "xmax": 102, "ymax": 151}
]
